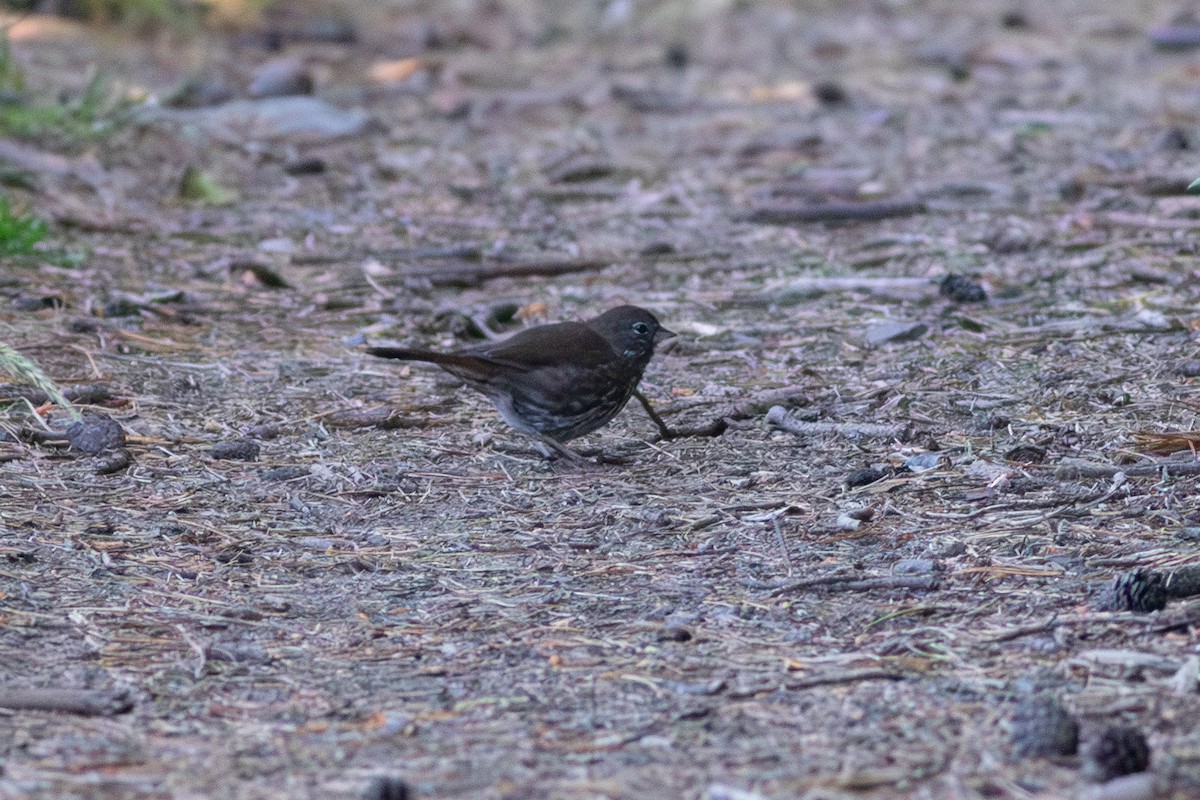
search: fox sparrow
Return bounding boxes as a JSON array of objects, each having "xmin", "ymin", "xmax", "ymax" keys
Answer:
[{"xmin": 366, "ymin": 305, "xmax": 674, "ymax": 459}]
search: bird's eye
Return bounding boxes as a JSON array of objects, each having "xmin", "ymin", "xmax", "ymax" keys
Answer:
[{"xmin": 632, "ymin": 322, "xmax": 650, "ymax": 335}]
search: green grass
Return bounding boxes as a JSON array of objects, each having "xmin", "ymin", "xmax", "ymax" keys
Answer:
[
  {"xmin": 0, "ymin": 195, "xmax": 47, "ymax": 257},
  {"xmin": 0, "ymin": 341, "xmax": 77, "ymax": 419},
  {"xmin": 0, "ymin": 25, "xmax": 127, "ymax": 145},
  {"xmin": 0, "ymin": 72, "xmax": 123, "ymax": 143}
]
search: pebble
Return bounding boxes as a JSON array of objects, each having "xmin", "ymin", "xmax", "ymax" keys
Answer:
[
  {"xmin": 147, "ymin": 97, "xmax": 370, "ymax": 144},
  {"xmin": 248, "ymin": 58, "xmax": 314, "ymax": 98},
  {"xmin": 865, "ymin": 321, "xmax": 928, "ymax": 346},
  {"xmin": 210, "ymin": 439, "xmax": 261, "ymax": 461},
  {"xmin": 66, "ymin": 413, "xmax": 125, "ymax": 455},
  {"xmin": 893, "ymin": 559, "xmax": 936, "ymax": 575}
]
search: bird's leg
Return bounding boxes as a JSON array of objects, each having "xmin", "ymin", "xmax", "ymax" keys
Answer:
[
  {"xmin": 632, "ymin": 388, "xmax": 675, "ymax": 440},
  {"xmin": 532, "ymin": 433, "xmax": 589, "ymax": 465}
]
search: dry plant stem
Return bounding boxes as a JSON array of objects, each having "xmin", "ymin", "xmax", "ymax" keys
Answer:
[
  {"xmin": 981, "ymin": 601, "xmax": 1200, "ymax": 642},
  {"xmin": 785, "ymin": 668, "xmax": 907, "ymax": 690},
  {"xmin": 739, "ymin": 199, "xmax": 926, "ymax": 224},
  {"xmin": 762, "ymin": 574, "xmax": 938, "ymax": 598},
  {"xmin": 414, "ymin": 257, "xmax": 614, "ymax": 287},
  {"xmin": 740, "ymin": 276, "xmax": 933, "ymax": 300},
  {"xmin": 1054, "ymin": 461, "xmax": 1200, "ymax": 479},
  {"xmin": 727, "ymin": 384, "xmax": 812, "ymax": 419},
  {"xmin": 0, "ymin": 382, "xmax": 112, "ymax": 405},
  {"xmin": 1095, "ymin": 211, "xmax": 1200, "ymax": 230},
  {"xmin": 632, "ymin": 389, "xmax": 727, "ymax": 441},
  {"xmin": 0, "ymin": 687, "xmax": 134, "ymax": 716}
]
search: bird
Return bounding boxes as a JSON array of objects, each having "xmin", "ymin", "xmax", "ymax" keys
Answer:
[{"xmin": 365, "ymin": 305, "xmax": 674, "ymax": 460}]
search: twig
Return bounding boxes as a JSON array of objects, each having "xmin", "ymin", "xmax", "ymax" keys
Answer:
[
  {"xmin": 739, "ymin": 199, "xmax": 925, "ymax": 224},
  {"xmin": 766, "ymin": 406, "xmax": 908, "ymax": 441},
  {"xmin": 979, "ymin": 619, "xmax": 1059, "ymax": 642},
  {"xmin": 0, "ymin": 382, "xmax": 113, "ymax": 406},
  {"xmin": 737, "ymin": 277, "xmax": 933, "ymax": 302},
  {"xmin": 726, "ymin": 385, "xmax": 812, "ymax": 420},
  {"xmin": 632, "ymin": 389, "xmax": 727, "ymax": 441},
  {"xmin": 761, "ymin": 573, "xmax": 937, "ymax": 597},
  {"xmin": 177, "ymin": 624, "xmax": 208, "ymax": 680},
  {"xmin": 1094, "ymin": 211, "xmax": 1200, "ymax": 230},
  {"xmin": 771, "ymin": 514, "xmax": 793, "ymax": 578},
  {"xmin": 0, "ymin": 687, "xmax": 133, "ymax": 716},
  {"xmin": 785, "ymin": 668, "xmax": 907, "ymax": 690},
  {"xmin": 407, "ymin": 257, "xmax": 615, "ymax": 287},
  {"xmin": 1053, "ymin": 461, "xmax": 1200, "ymax": 480}
]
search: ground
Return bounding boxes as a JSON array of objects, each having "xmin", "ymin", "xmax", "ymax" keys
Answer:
[{"xmin": 1, "ymin": 1, "xmax": 1200, "ymax": 798}]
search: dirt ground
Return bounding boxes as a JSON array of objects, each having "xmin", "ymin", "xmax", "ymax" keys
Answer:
[{"xmin": 2, "ymin": 1, "xmax": 1200, "ymax": 798}]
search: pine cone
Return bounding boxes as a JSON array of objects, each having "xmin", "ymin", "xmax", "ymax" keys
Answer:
[
  {"xmin": 1096, "ymin": 570, "xmax": 1167, "ymax": 613},
  {"xmin": 1084, "ymin": 726, "xmax": 1150, "ymax": 782},
  {"xmin": 1011, "ymin": 695, "xmax": 1079, "ymax": 757}
]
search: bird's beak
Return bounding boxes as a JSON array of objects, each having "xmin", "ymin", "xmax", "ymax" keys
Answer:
[{"xmin": 654, "ymin": 327, "xmax": 677, "ymax": 344}]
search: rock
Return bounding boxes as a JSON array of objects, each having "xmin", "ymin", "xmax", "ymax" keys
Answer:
[
  {"xmin": 865, "ymin": 321, "xmax": 927, "ymax": 345},
  {"xmin": 145, "ymin": 97, "xmax": 370, "ymax": 144},
  {"xmin": 165, "ymin": 77, "xmax": 235, "ymax": 109},
  {"xmin": 248, "ymin": 58, "xmax": 314, "ymax": 98},
  {"xmin": 845, "ymin": 466, "xmax": 887, "ymax": 488},
  {"xmin": 258, "ymin": 465, "xmax": 310, "ymax": 481},
  {"xmin": 94, "ymin": 448, "xmax": 132, "ymax": 474},
  {"xmin": 66, "ymin": 413, "xmax": 125, "ymax": 455},
  {"xmin": 363, "ymin": 777, "xmax": 410, "ymax": 800},
  {"xmin": 939, "ymin": 273, "xmax": 987, "ymax": 302},
  {"xmin": 893, "ymin": 558, "xmax": 936, "ymax": 575},
  {"xmin": 210, "ymin": 439, "xmax": 261, "ymax": 461}
]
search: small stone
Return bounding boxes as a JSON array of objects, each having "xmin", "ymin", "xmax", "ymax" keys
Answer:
[
  {"xmin": 893, "ymin": 558, "xmax": 936, "ymax": 575},
  {"xmin": 845, "ymin": 467, "xmax": 887, "ymax": 488},
  {"xmin": 94, "ymin": 448, "xmax": 132, "ymax": 474},
  {"xmin": 1004, "ymin": 443, "xmax": 1046, "ymax": 464},
  {"xmin": 248, "ymin": 58, "xmax": 314, "ymax": 98},
  {"xmin": 849, "ymin": 462, "xmax": 888, "ymax": 489},
  {"xmin": 933, "ymin": 541, "xmax": 967, "ymax": 558},
  {"xmin": 147, "ymin": 97, "xmax": 370, "ymax": 145},
  {"xmin": 664, "ymin": 42, "xmax": 688, "ymax": 69},
  {"xmin": 282, "ymin": 157, "xmax": 326, "ymax": 176},
  {"xmin": 210, "ymin": 439, "xmax": 261, "ymax": 461},
  {"xmin": 364, "ymin": 777, "xmax": 411, "ymax": 800},
  {"xmin": 1177, "ymin": 360, "xmax": 1200, "ymax": 378},
  {"xmin": 657, "ymin": 625, "xmax": 693, "ymax": 642},
  {"xmin": 865, "ymin": 321, "xmax": 928, "ymax": 346},
  {"xmin": 1096, "ymin": 570, "xmax": 1168, "ymax": 613},
  {"xmin": 11, "ymin": 293, "xmax": 65, "ymax": 311},
  {"xmin": 1084, "ymin": 726, "xmax": 1150, "ymax": 783},
  {"xmin": 904, "ymin": 453, "xmax": 946, "ymax": 472},
  {"xmin": 1000, "ymin": 9, "xmax": 1029, "ymax": 29},
  {"xmin": 1011, "ymin": 695, "xmax": 1078, "ymax": 758},
  {"xmin": 1165, "ymin": 565, "xmax": 1200, "ymax": 598},
  {"xmin": 166, "ymin": 77, "xmax": 235, "ymax": 109},
  {"xmin": 66, "ymin": 413, "xmax": 126, "ymax": 455},
  {"xmin": 245, "ymin": 424, "xmax": 281, "ymax": 440},
  {"xmin": 813, "ymin": 80, "xmax": 848, "ymax": 105},
  {"xmin": 939, "ymin": 273, "xmax": 987, "ymax": 303},
  {"xmin": 834, "ymin": 513, "xmax": 862, "ymax": 531},
  {"xmin": 259, "ymin": 465, "xmax": 309, "ymax": 481}
]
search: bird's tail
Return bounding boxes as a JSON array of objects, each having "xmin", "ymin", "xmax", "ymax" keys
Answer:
[{"xmin": 364, "ymin": 346, "xmax": 467, "ymax": 366}]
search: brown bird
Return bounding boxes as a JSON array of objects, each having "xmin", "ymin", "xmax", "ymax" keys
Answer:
[{"xmin": 366, "ymin": 305, "xmax": 674, "ymax": 459}]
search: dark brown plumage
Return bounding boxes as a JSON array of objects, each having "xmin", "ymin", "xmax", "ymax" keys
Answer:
[{"xmin": 366, "ymin": 305, "xmax": 673, "ymax": 458}]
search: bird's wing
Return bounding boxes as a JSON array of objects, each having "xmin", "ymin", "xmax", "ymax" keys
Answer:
[{"xmin": 463, "ymin": 321, "xmax": 617, "ymax": 370}]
